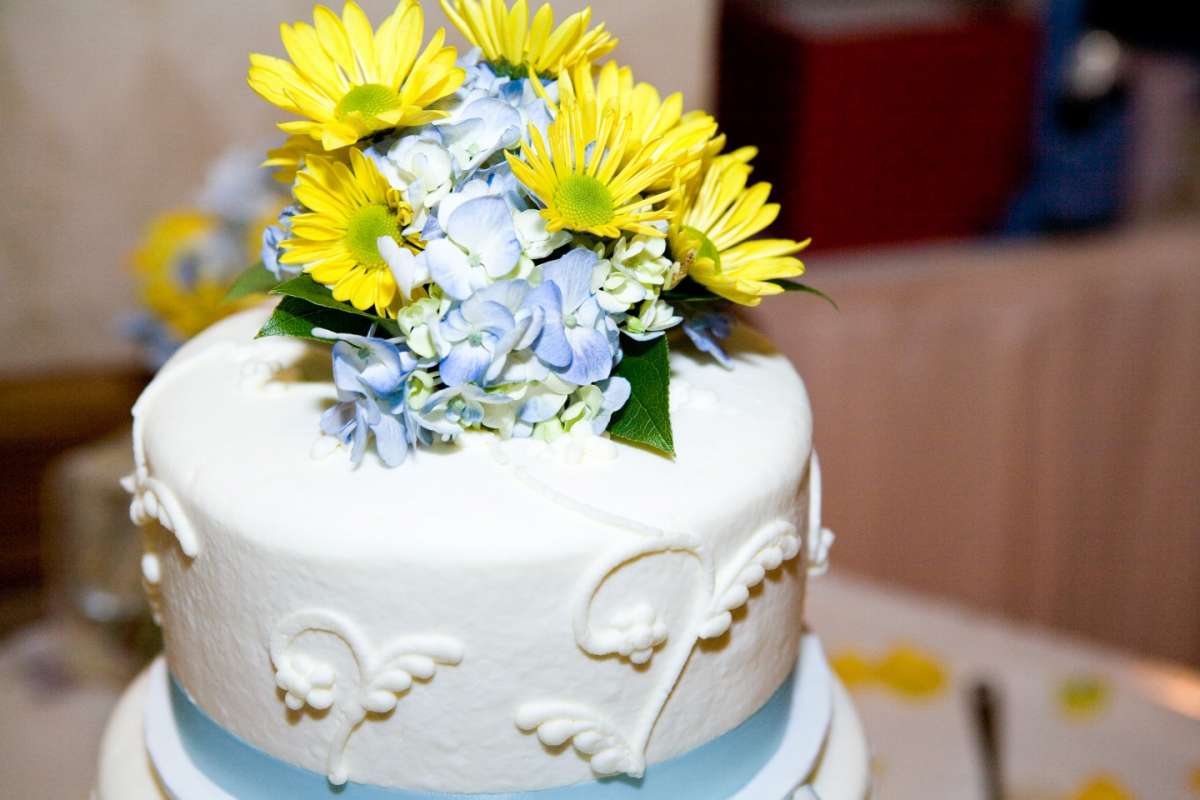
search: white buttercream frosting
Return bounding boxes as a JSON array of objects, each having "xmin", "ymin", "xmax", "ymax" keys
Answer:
[{"xmin": 129, "ymin": 305, "xmax": 820, "ymax": 793}]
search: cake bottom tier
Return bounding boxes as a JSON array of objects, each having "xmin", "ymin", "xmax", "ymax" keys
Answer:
[{"xmin": 93, "ymin": 644, "xmax": 870, "ymax": 800}]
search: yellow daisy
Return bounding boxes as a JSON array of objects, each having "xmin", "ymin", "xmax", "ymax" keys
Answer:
[
  {"xmin": 440, "ymin": 0, "xmax": 615, "ymax": 78},
  {"xmin": 506, "ymin": 98, "xmax": 676, "ymax": 238},
  {"xmin": 132, "ymin": 212, "xmax": 255, "ymax": 339},
  {"xmin": 248, "ymin": 1, "xmax": 465, "ymax": 151},
  {"xmin": 262, "ymin": 134, "xmax": 350, "ymax": 185},
  {"xmin": 554, "ymin": 60, "xmax": 717, "ymax": 190},
  {"xmin": 670, "ymin": 146, "xmax": 809, "ymax": 306},
  {"xmin": 280, "ymin": 148, "xmax": 419, "ymax": 317}
]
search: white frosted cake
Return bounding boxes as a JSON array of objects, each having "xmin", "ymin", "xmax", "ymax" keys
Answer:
[
  {"xmin": 93, "ymin": 306, "xmax": 870, "ymax": 798},
  {"xmin": 95, "ymin": 0, "xmax": 873, "ymax": 795}
]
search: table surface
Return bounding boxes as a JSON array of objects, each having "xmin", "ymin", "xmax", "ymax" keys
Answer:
[{"xmin": 1, "ymin": 572, "xmax": 1197, "ymax": 800}]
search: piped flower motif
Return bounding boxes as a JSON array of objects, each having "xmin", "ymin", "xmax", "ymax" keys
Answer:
[
  {"xmin": 276, "ymin": 653, "xmax": 337, "ymax": 711},
  {"xmin": 608, "ymin": 604, "xmax": 669, "ymax": 665}
]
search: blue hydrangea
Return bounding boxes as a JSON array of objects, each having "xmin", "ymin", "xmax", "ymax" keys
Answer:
[
  {"xmin": 526, "ymin": 248, "xmax": 621, "ymax": 385},
  {"xmin": 316, "ymin": 329, "xmax": 433, "ymax": 467},
  {"xmin": 682, "ymin": 312, "xmax": 734, "ymax": 368},
  {"xmin": 261, "ymin": 204, "xmax": 302, "ymax": 280},
  {"xmin": 287, "ymin": 48, "xmax": 724, "ymax": 467},
  {"xmin": 437, "ymin": 279, "xmax": 539, "ymax": 386}
]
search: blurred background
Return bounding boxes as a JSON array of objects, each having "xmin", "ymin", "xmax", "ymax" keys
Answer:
[{"xmin": 1, "ymin": 0, "xmax": 1198, "ymax": 797}]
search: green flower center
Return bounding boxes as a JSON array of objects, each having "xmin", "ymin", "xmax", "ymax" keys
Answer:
[
  {"xmin": 335, "ymin": 83, "xmax": 400, "ymax": 120},
  {"xmin": 681, "ymin": 225, "xmax": 722, "ymax": 272},
  {"xmin": 554, "ymin": 175, "xmax": 615, "ymax": 231},
  {"xmin": 345, "ymin": 204, "xmax": 400, "ymax": 267},
  {"xmin": 490, "ymin": 59, "xmax": 553, "ymax": 81}
]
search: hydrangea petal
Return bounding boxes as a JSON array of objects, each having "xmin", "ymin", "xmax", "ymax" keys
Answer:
[
  {"xmin": 379, "ymin": 237, "xmax": 429, "ymax": 302},
  {"xmin": 561, "ymin": 325, "xmax": 615, "ymax": 385},
  {"xmin": 372, "ymin": 413, "xmax": 410, "ymax": 467},
  {"xmin": 439, "ymin": 341, "xmax": 493, "ymax": 386},
  {"xmin": 542, "ymin": 248, "xmax": 598, "ymax": 311},
  {"xmin": 425, "ymin": 238, "xmax": 475, "ymax": 300},
  {"xmin": 448, "ymin": 196, "xmax": 521, "ymax": 277}
]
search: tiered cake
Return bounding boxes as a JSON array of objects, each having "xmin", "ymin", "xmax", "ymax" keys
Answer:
[
  {"xmin": 94, "ymin": 307, "xmax": 868, "ymax": 799},
  {"xmin": 94, "ymin": 0, "xmax": 871, "ymax": 796}
]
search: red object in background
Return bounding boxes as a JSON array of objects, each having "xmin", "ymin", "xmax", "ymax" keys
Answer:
[{"xmin": 718, "ymin": 0, "xmax": 1041, "ymax": 252}]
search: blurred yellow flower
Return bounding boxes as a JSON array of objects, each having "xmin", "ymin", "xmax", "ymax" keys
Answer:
[
  {"xmin": 280, "ymin": 148, "xmax": 417, "ymax": 317},
  {"xmin": 829, "ymin": 643, "xmax": 948, "ymax": 700},
  {"xmin": 248, "ymin": 1, "xmax": 464, "ymax": 150},
  {"xmin": 669, "ymin": 147, "xmax": 808, "ymax": 306},
  {"xmin": 132, "ymin": 212, "xmax": 253, "ymax": 339},
  {"xmin": 830, "ymin": 650, "xmax": 876, "ymax": 690},
  {"xmin": 507, "ymin": 97, "xmax": 676, "ymax": 238},
  {"xmin": 440, "ymin": 0, "xmax": 615, "ymax": 78},
  {"xmin": 875, "ymin": 645, "xmax": 947, "ymax": 699},
  {"xmin": 1057, "ymin": 676, "xmax": 1111, "ymax": 720},
  {"xmin": 1070, "ymin": 774, "xmax": 1134, "ymax": 800}
]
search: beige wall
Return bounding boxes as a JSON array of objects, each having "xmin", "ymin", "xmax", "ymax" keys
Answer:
[{"xmin": 0, "ymin": 0, "xmax": 716, "ymax": 373}]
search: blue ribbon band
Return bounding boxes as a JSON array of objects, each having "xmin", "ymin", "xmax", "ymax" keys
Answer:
[{"xmin": 170, "ymin": 669, "xmax": 795, "ymax": 799}]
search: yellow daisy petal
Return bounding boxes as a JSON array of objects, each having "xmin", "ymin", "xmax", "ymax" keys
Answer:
[
  {"xmin": 670, "ymin": 147, "xmax": 811, "ymax": 306},
  {"xmin": 440, "ymin": 0, "xmax": 614, "ymax": 77},
  {"xmin": 248, "ymin": 1, "xmax": 464, "ymax": 150},
  {"xmin": 279, "ymin": 150, "xmax": 419, "ymax": 317}
]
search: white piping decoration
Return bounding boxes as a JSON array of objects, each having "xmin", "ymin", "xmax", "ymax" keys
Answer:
[
  {"xmin": 270, "ymin": 608, "xmax": 464, "ymax": 786},
  {"xmin": 122, "ymin": 341, "xmax": 239, "ymax": 562},
  {"xmin": 699, "ymin": 519, "xmax": 801, "ymax": 640},
  {"xmin": 515, "ymin": 702, "xmax": 640, "ymax": 777},
  {"xmin": 805, "ymin": 452, "xmax": 835, "ymax": 577},
  {"xmin": 571, "ymin": 533, "xmax": 707, "ymax": 666},
  {"xmin": 507, "ymin": 460, "xmax": 810, "ymax": 779},
  {"xmin": 121, "ymin": 471, "xmax": 200, "ymax": 557}
]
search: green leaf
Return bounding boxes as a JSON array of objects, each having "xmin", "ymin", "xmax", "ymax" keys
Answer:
[
  {"xmin": 224, "ymin": 262, "xmax": 280, "ymax": 302},
  {"xmin": 272, "ymin": 273, "xmax": 402, "ymax": 336},
  {"xmin": 608, "ymin": 335, "xmax": 674, "ymax": 457},
  {"xmin": 256, "ymin": 296, "xmax": 376, "ymax": 343},
  {"xmin": 771, "ymin": 279, "xmax": 839, "ymax": 310},
  {"xmin": 663, "ymin": 277, "xmax": 838, "ymax": 310},
  {"xmin": 661, "ymin": 278, "xmax": 725, "ymax": 307}
]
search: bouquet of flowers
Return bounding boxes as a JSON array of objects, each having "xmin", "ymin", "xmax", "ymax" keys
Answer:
[
  {"xmin": 236, "ymin": 0, "xmax": 825, "ymax": 465},
  {"xmin": 129, "ymin": 148, "xmax": 288, "ymax": 367}
]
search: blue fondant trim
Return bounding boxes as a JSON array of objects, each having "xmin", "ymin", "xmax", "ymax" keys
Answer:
[{"xmin": 170, "ymin": 670, "xmax": 795, "ymax": 799}]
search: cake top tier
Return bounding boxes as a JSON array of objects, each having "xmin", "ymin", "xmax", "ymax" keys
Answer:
[{"xmin": 133, "ymin": 305, "xmax": 812, "ymax": 562}]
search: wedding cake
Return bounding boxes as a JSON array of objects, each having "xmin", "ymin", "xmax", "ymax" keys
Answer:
[{"xmin": 93, "ymin": 2, "xmax": 870, "ymax": 797}]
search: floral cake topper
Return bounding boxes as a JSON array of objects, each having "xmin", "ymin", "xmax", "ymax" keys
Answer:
[{"xmin": 232, "ymin": 0, "xmax": 828, "ymax": 464}]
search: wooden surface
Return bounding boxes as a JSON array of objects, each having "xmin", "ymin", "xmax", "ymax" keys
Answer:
[
  {"xmin": 0, "ymin": 370, "xmax": 145, "ymax": 633},
  {"xmin": 751, "ymin": 221, "xmax": 1200, "ymax": 667}
]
